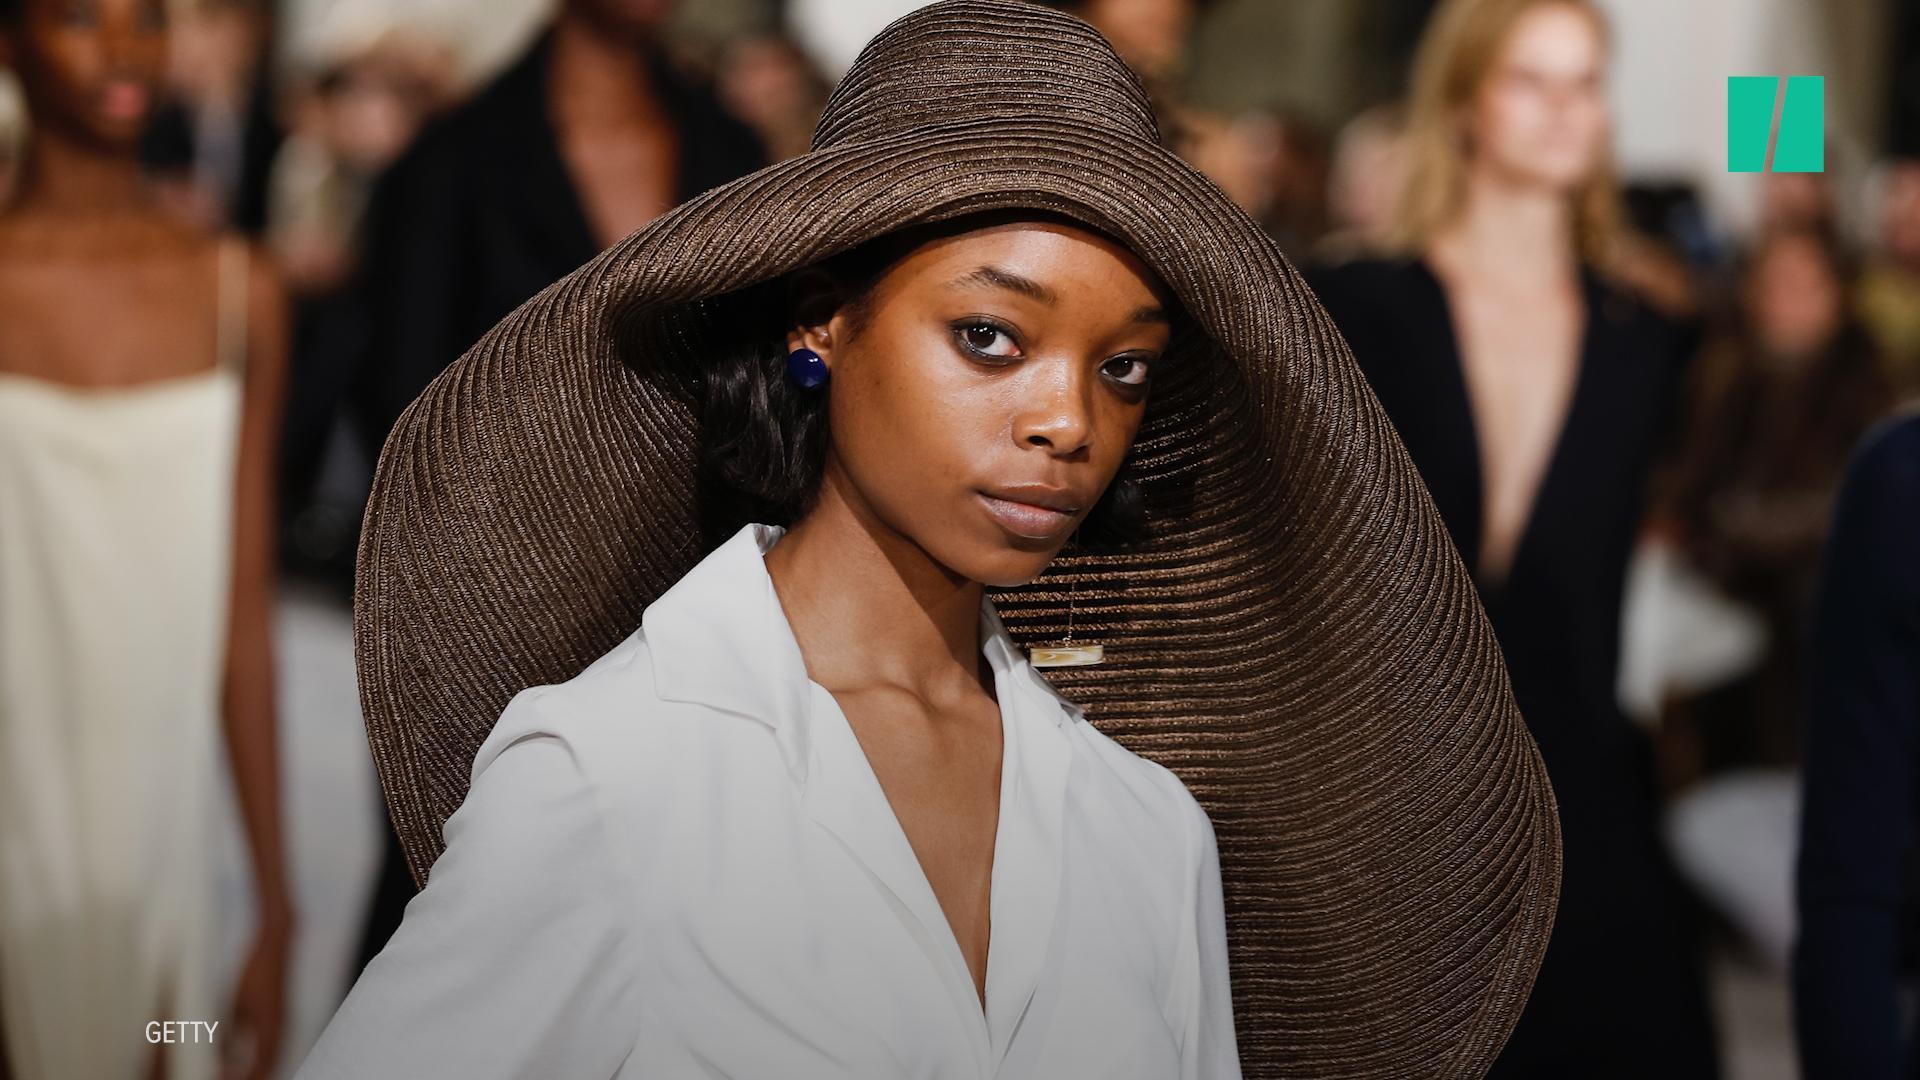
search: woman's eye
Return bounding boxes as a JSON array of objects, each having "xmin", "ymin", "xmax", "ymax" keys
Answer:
[
  {"xmin": 1103, "ymin": 355, "xmax": 1152, "ymax": 387},
  {"xmin": 955, "ymin": 321, "xmax": 1020, "ymax": 359},
  {"xmin": 1502, "ymin": 70, "xmax": 1542, "ymax": 94}
]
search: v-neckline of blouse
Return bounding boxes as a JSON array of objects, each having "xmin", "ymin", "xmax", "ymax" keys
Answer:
[
  {"xmin": 1410, "ymin": 254, "xmax": 1603, "ymax": 597},
  {"xmin": 798, "ymin": 636, "xmax": 1073, "ymax": 1075}
]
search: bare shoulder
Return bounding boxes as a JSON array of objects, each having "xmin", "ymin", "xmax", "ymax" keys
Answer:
[
  {"xmin": 238, "ymin": 235, "xmax": 285, "ymax": 305},
  {"xmin": 0, "ymin": 212, "xmax": 243, "ymax": 383},
  {"xmin": 236, "ymin": 235, "xmax": 289, "ymax": 357}
]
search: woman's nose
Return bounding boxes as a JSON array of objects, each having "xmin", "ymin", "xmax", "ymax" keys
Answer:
[{"xmin": 1012, "ymin": 361, "xmax": 1094, "ymax": 455}]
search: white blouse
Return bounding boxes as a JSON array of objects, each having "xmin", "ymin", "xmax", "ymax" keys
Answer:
[{"xmin": 295, "ymin": 522, "xmax": 1240, "ymax": 1079}]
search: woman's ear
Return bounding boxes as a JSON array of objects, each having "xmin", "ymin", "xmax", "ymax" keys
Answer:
[{"xmin": 784, "ymin": 267, "xmax": 844, "ymax": 363}]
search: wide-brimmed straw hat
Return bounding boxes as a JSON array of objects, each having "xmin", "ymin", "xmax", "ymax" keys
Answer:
[{"xmin": 353, "ymin": 1, "xmax": 1561, "ymax": 1074}]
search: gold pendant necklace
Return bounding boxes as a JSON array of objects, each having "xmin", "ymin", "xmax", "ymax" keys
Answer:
[
  {"xmin": 1028, "ymin": 642, "xmax": 1105, "ymax": 668},
  {"xmin": 1028, "ymin": 555, "xmax": 1104, "ymax": 667}
]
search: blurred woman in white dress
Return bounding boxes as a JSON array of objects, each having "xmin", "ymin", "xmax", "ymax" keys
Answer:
[{"xmin": 0, "ymin": 0, "xmax": 293, "ymax": 1077}]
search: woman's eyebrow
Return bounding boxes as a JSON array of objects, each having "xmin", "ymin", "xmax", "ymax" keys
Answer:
[
  {"xmin": 950, "ymin": 265, "xmax": 1170, "ymax": 324},
  {"xmin": 950, "ymin": 265, "xmax": 1058, "ymax": 305}
]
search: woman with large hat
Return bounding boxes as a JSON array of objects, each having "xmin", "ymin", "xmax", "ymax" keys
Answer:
[{"xmin": 296, "ymin": 2, "xmax": 1561, "ymax": 1077}]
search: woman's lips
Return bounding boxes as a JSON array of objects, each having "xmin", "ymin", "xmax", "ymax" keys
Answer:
[
  {"xmin": 100, "ymin": 81, "xmax": 151, "ymax": 123},
  {"xmin": 978, "ymin": 492, "xmax": 1075, "ymax": 540}
]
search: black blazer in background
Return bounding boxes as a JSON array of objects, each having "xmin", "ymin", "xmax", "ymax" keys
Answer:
[
  {"xmin": 347, "ymin": 31, "xmax": 768, "ymax": 462},
  {"xmin": 1304, "ymin": 254, "xmax": 1718, "ymax": 1078},
  {"xmin": 1796, "ymin": 412, "xmax": 1920, "ymax": 1080}
]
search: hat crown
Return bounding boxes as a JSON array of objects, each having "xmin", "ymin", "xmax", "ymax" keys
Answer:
[{"xmin": 811, "ymin": 0, "xmax": 1160, "ymax": 152}]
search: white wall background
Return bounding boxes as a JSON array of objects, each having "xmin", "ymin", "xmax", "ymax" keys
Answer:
[{"xmin": 1596, "ymin": 0, "xmax": 1887, "ymax": 239}]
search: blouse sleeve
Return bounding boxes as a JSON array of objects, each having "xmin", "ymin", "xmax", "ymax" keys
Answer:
[
  {"xmin": 1168, "ymin": 792, "xmax": 1243, "ymax": 1079},
  {"xmin": 293, "ymin": 689, "xmax": 641, "ymax": 1079}
]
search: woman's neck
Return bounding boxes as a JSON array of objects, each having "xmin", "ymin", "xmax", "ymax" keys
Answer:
[
  {"xmin": 12, "ymin": 127, "xmax": 148, "ymax": 218},
  {"xmin": 764, "ymin": 470, "xmax": 991, "ymax": 709},
  {"xmin": 547, "ymin": 9, "xmax": 663, "ymax": 125},
  {"xmin": 1431, "ymin": 161, "xmax": 1578, "ymax": 288}
]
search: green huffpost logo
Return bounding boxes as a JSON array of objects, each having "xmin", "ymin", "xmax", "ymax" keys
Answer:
[{"xmin": 1728, "ymin": 76, "xmax": 1824, "ymax": 172}]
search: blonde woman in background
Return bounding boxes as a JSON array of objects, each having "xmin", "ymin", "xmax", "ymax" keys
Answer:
[{"xmin": 1306, "ymin": 0, "xmax": 1718, "ymax": 1074}]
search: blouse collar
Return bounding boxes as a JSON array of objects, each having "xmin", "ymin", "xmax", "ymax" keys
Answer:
[{"xmin": 640, "ymin": 521, "xmax": 1084, "ymax": 785}]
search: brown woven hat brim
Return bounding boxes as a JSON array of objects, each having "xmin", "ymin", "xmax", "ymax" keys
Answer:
[{"xmin": 355, "ymin": 3, "xmax": 1560, "ymax": 1076}]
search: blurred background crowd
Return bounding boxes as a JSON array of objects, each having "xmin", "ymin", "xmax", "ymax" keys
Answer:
[{"xmin": 1, "ymin": 0, "xmax": 1917, "ymax": 1077}]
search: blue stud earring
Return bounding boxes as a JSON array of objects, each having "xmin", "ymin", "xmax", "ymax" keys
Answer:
[{"xmin": 785, "ymin": 347, "xmax": 829, "ymax": 390}]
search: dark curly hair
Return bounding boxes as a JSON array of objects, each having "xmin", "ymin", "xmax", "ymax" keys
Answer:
[{"xmin": 692, "ymin": 208, "xmax": 1174, "ymax": 554}]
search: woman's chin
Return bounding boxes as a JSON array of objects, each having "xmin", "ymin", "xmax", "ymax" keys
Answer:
[{"xmin": 939, "ymin": 541, "xmax": 1061, "ymax": 590}]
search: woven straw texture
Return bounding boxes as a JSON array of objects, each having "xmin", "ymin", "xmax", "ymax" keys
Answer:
[{"xmin": 354, "ymin": 2, "xmax": 1561, "ymax": 1075}]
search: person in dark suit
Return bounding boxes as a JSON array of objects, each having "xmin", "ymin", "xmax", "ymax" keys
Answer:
[
  {"xmin": 346, "ymin": 2, "xmax": 767, "ymax": 457},
  {"xmin": 1795, "ymin": 412, "xmax": 1920, "ymax": 1079},
  {"xmin": 342, "ymin": 0, "xmax": 766, "ymax": 978}
]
